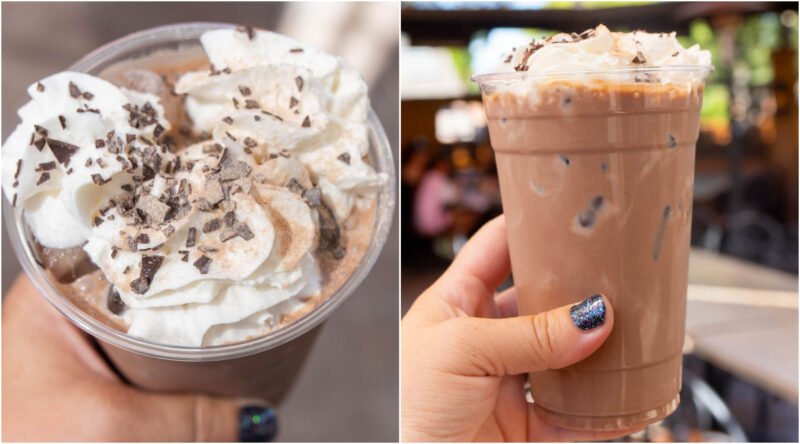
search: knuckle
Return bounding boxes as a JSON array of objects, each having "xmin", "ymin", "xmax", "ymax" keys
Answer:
[{"xmin": 529, "ymin": 312, "xmax": 558, "ymax": 367}]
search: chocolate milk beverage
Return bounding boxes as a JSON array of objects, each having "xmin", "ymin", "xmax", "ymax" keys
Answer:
[
  {"xmin": 3, "ymin": 24, "xmax": 394, "ymax": 403},
  {"xmin": 475, "ymin": 26, "xmax": 712, "ymax": 430}
]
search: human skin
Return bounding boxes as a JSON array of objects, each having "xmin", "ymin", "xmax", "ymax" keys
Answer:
[
  {"xmin": 2, "ymin": 274, "xmax": 243, "ymax": 442},
  {"xmin": 401, "ymin": 216, "xmax": 645, "ymax": 442}
]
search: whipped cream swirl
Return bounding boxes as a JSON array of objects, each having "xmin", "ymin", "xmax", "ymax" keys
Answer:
[
  {"xmin": 497, "ymin": 25, "xmax": 712, "ymax": 73},
  {"xmin": 3, "ymin": 27, "xmax": 383, "ymax": 346}
]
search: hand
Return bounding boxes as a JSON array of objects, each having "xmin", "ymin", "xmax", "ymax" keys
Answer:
[
  {"xmin": 2, "ymin": 274, "xmax": 275, "ymax": 442},
  {"xmin": 401, "ymin": 216, "xmax": 642, "ymax": 442}
]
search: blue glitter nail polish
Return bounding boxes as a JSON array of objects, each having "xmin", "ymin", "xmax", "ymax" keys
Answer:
[
  {"xmin": 570, "ymin": 294, "xmax": 606, "ymax": 330},
  {"xmin": 239, "ymin": 405, "xmax": 277, "ymax": 442}
]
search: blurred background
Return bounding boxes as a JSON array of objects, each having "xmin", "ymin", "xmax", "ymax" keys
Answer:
[
  {"xmin": 2, "ymin": 2, "xmax": 398, "ymax": 441},
  {"xmin": 401, "ymin": 1, "xmax": 798, "ymax": 442}
]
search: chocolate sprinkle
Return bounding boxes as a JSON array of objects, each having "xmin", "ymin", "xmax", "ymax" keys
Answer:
[
  {"xmin": 36, "ymin": 173, "xmax": 50, "ymax": 185},
  {"xmin": 243, "ymin": 137, "xmax": 257, "ymax": 148},
  {"xmin": 302, "ymin": 116, "xmax": 311, "ymax": 128},
  {"xmin": 93, "ymin": 216, "xmax": 104, "ymax": 226},
  {"xmin": 37, "ymin": 161, "xmax": 56, "ymax": 171},
  {"xmin": 289, "ymin": 97, "xmax": 299, "ymax": 108},
  {"xmin": 58, "ymin": 115, "xmax": 67, "ymax": 129},
  {"xmin": 290, "ymin": 48, "xmax": 304, "ymax": 53},
  {"xmin": 186, "ymin": 227, "xmax": 197, "ymax": 247},
  {"xmin": 46, "ymin": 138, "xmax": 79, "ymax": 164},
  {"xmin": 203, "ymin": 218, "xmax": 221, "ymax": 233},
  {"xmin": 68, "ymin": 82, "xmax": 81, "ymax": 98},
  {"xmin": 237, "ymin": 24, "xmax": 256, "ymax": 41},
  {"xmin": 14, "ymin": 159, "xmax": 22, "ymax": 179},
  {"xmin": 193, "ymin": 255, "xmax": 212, "ymax": 274},
  {"xmin": 95, "ymin": 139, "xmax": 105, "ymax": 148},
  {"xmin": 130, "ymin": 277, "xmax": 149, "ymax": 294},
  {"xmin": 222, "ymin": 116, "xmax": 234, "ymax": 124},
  {"xmin": 107, "ymin": 287, "xmax": 126, "ymax": 315},
  {"xmin": 244, "ymin": 99, "xmax": 260, "ymax": 109},
  {"xmin": 295, "ymin": 76, "xmax": 304, "ymax": 92},
  {"xmin": 82, "ymin": 92, "xmax": 94, "ymax": 100},
  {"xmin": 239, "ymin": 86, "xmax": 251, "ymax": 96},
  {"xmin": 137, "ymin": 233, "xmax": 150, "ymax": 244},
  {"xmin": 140, "ymin": 255, "xmax": 164, "ymax": 282},
  {"xmin": 337, "ymin": 152, "xmax": 351, "ymax": 165},
  {"xmin": 36, "ymin": 82, "xmax": 45, "ymax": 92},
  {"xmin": 91, "ymin": 174, "xmax": 109, "ymax": 185}
]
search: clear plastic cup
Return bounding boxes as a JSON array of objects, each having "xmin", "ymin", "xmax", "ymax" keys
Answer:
[
  {"xmin": 4, "ymin": 22, "xmax": 395, "ymax": 403},
  {"xmin": 473, "ymin": 66, "xmax": 711, "ymax": 431}
]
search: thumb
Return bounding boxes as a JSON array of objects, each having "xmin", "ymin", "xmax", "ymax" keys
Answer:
[
  {"xmin": 434, "ymin": 294, "xmax": 613, "ymax": 377},
  {"xmin": 117, "ymin": 390, "xmax": 277, "ymax": 442}
]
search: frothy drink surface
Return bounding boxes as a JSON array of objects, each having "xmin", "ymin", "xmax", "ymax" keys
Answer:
[{"xmin": 478, "ymin": 24, "xmax": 711, "ymax": 431}]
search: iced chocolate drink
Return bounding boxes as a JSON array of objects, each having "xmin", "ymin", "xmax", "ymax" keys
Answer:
[
  {"xmin": 2, "ymin": 24, "xmax": 392, "ymax": 402},
  {"xmin": 474, "ymin": 25, "xmax": 712, "ymax": 431}
]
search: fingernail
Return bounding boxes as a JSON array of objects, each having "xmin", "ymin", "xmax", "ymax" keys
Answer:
[
  {"xmin": 239, "ymin": 405, "xmax": 277, "ymax": 442},
  {"xmin": 570, "ymin": 294, "xmax": 606, "ymax": 330}
]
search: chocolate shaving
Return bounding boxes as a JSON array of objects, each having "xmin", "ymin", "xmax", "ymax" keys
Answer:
[
  {"xmin": 46, "ymin": 138, "xmax": 79, "ymax": 164},
  {"xmin": 58, "ymin": 115, "xmax": 67, "ymax": 129},
  {"xmin": 289, "ymin": 97, "xmax": 299, "ymax": 108},
  {"xmin": 204, "ymin": 178, "xmax": 225, "ymax": 206},
  {"xmin": 95, "ymin": 139, "xmax": 105, "ymax": 148},
  {"xmin": 198, "ymin": 246, "xmax": 218, "ymax": 253},
  {"xmin": 337, "ymin": 152, "xmax": 351, "ymax": 165},
  {"xmin": 93, "ymin": 216, "xmax": 104, "ymax": 226},
  {"xmin": 154, "ymin": 124, "xmax": 165, "ymax": 139},
  {"xmin": 14, "ymin": 159, "xmax": 22, "ymax": 179},
  {"xmin": 137, "ymin": 233, "xmax": 150, "ymax": 244},
  {"xmin": 91, "ymin": 174, "xmax": 110, "ymax": 185},
  {"xmin": 295, "ymin": 76, "xmax": 304, "ymax": 92},
  {"xmin": 222, "ymin": 116, "xmax": 234, "ymax": 124},
  {"xmin": 632, "ymin": 51, "xmax": 647, "ymax": 64},
  {"xmin": 36, "ymin": 173, "xmax": 50, "ymax": 186},
  {"xmin": 203, "ymin": 218, "xmax": 221, "ymax": 233},
  {"xmin": 180, "ymin": 251, "xmax": 189, "ymax": 262},
  {"xmin": 302, "ymin": 116, "xmax": 311, "ymax": 128},
  {"xmin": 85, "ymin": 158, "xmax": 92, "ymax": 167},
  {"xmin": 111, "ymin": 246, "xmax": 119, "ymax": 258},
  {"xmin": 130, "ymin": 277, "xmax": 149, "ymax": 294},
  {"xmin": 672, "ymin": 51, "xmax": 679, "ymax": 57},
  {"xmin": 285, "ymin": 178, "xmax": 305, "ymax": 195},
  {"xmin": 186, "ymin": 227, "xmax": 197, "ymax": 247},
  {"xmin": 243, "ymin": 137, "xmax": 257, "ymax": 148},
  {"xmin": 107, "ymin": 287, "xmax": 126, "ymax": 315},
  {"xmin": 36, "ymin": 161, "xmax": 56, "ymax": 171},
  {"xmin": 82, "ymin": 92, "xmax": 94, "ymax": 100},
  {"xmin": 237, "ymin": 24, "xmax": 256, "ymax": 41},
  {"xmin": 225, "ymin": 131, "xmax": 237, "ymax": 141},
  {"xmin": 238, "ymin": 86, "xmax": 251, "ymax": 96},
  {"xmin": 140, "ymin": 255, "xmax": 164, "ymax": 282},
  {"xmin": 193, "ymin": 255, "xmax": 211, "ymax": 274},
  {"xmin": 244, "ymin": 99, "xmax": 260, "ymax": 109},
  {"xmin": 235, "ymin": 223, "xmax": 254, "ymax": 240},
  {"xmin": 66, "ymin": 168, "xmax": 73, "ymax": 175},
  {"xmin": 290, "ymin": 48, "xmax": 304, "ymax": 53},
  {"xmin": 36, "ymin": 82, "xmax": 45, "ymax": 92},
  {"xmin": 12, "ymin": 194, "xmax": 17, "ymax": 207},
  {"xmin": 138, "ymin": 195, "xmax": 170, "ymax": 224},
  {"xmin": 34, "ymin": 125, "xmax": 48, "ymax": 137},
  {"xmin": 33, "ymin": 138, "xmax": 46, "ymax": 151},
  {"xmin": 68, "ymin": 82, "xmax": 81, "ymax": 98},
  {"xmin": 232, "ymin": 97, "xmax": 239, "ymax": 108}
]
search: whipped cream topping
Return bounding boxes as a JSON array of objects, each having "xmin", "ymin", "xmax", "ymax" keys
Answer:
[
  {"xmin": 3, "ymin": 27, "xmax": 383, "ymax": 346},
  {"xmin": 497, "ymin": 25, "xmax": 712, "ymax": 73},
  {"xmin": 175, "ymin": 28, "xmax": 385, "ymax": 222}
]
